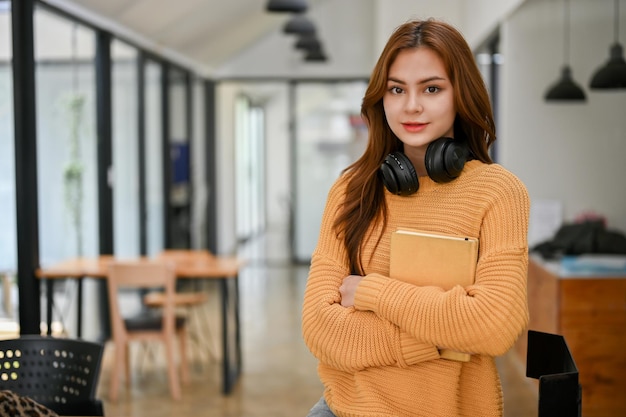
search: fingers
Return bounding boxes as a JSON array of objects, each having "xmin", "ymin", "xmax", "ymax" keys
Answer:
[{"xmin": 339, "ymin": 275, "xmax": 363, "ymax": 307}]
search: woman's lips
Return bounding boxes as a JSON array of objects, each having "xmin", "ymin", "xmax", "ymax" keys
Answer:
[{"xmin": 402, "ymin": 122, "xmax": 427, "ymax": 133}]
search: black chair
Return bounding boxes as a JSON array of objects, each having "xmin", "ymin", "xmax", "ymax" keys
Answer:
[
  {"xmin": 0, "ymin": 335, "xmax": 105, "ymax": 416},
  {"xmin": 526, "ymin": 330, "xmax": 581, "ymax": 417}
]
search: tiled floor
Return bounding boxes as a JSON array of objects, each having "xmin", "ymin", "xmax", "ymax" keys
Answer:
[{"xmin": 98, "ymin": 228, "xmax": 538, "ymax": 417}]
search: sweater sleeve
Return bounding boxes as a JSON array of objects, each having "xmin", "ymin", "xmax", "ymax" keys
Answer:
[
  {"xmin": 301, "ymin": 178, "xmax": 440, "ymax": 372},
  {"xmin": 354, "ymin": 171, "xmax": 530, "ymax": 357}
]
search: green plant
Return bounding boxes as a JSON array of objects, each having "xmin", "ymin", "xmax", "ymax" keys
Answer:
[{"xmin": 63, "ymin": 93, "xmax": 85, "ymax": 256}]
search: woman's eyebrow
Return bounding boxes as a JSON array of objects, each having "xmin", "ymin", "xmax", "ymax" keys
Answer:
[
  {"xmin": 387, "ymin": 77, "xmax": 406, "ymax": 85},
  {"xmin": 387, "ymin": 75, "xmax": 447, "ymax": 85}
]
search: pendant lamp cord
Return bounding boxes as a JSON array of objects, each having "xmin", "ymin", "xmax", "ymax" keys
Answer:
[
  {"xmin": 72, "ymin": 23, "xmax": 78, "ymax": 93},
  {"xmin": 564, "ymin": 0, "xmax": 570, "ymax": 65},
  {"xmin": 614, "ymin": 0, "xmax": 620, "ymax": 43}
]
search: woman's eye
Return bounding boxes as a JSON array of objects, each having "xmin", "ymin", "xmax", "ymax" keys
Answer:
[
  {"xmin": 425, "ymin": 86, "xmax": 440, "ymax": 94},
  {"xmin": 389, "ymin": 86, "xmax": 404, "ymax": 94}
]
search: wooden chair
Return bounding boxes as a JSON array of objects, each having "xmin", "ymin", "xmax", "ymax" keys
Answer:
[
  {"xmin": 0, "ymin": 335, "xmax": 105, "ymax": 416},
  {"xmin": 145, "ymin": 249, "xmax": 219, "ymax": 362},
  {"xmin": 106, "ymin": 260, "xmax": 189, "ymax": 402}
]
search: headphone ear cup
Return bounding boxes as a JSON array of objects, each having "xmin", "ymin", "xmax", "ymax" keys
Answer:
[
  {"xmin": 380, "ymin": 151, "xmax": 419, "ymax": 195},
  {"xmin": 425, "ymin": 138, "xmax": 468, "ymax": 183}
]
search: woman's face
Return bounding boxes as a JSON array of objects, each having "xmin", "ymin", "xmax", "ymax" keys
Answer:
[{"xmin": 383, "ymin": 47, "xmax": 456, "ymax": 155}]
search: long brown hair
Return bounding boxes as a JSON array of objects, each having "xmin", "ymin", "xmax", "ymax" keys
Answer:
[{"xmin": 334, "ymin": 19, "xmax": 496, "ymax": 274}]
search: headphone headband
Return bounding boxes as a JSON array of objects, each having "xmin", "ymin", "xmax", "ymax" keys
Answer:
[{"xmin": 380, "ymin": 137, "xmax": 469, "ymax": 195}]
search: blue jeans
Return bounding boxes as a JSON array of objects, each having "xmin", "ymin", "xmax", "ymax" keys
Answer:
[{"xmin": 307, "ymin": 397, "xmax": 337, "ymax": 417}]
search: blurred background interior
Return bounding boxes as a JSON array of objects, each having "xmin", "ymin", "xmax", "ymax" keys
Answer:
[{"xmin": 1, "ymin": 0, "xmax": 625, "ymax": 416}]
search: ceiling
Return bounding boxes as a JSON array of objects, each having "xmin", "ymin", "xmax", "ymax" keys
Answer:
[
  {"xmin": 43, "ymin": 0, "xmax": 296, "ymax": 75},
  {"xmin": 37, "ymin": 0, "xmax": 531, "ymax": 79}
]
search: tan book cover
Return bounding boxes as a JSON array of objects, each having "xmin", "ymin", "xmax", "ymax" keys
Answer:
[
  {"xmin": 389, "ymin": 228, "xmax": 479, "ymax": 362},
  {"xmin": 390, "ymin": 229, "xmax": 478, "ymax": 290}
]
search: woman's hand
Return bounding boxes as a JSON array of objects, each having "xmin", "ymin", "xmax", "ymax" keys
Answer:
[{"xmin": 339, "ymin": 275, "xmax": 364, "ymax": 307}]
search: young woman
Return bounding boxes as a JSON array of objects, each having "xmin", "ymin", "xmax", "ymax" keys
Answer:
[{"xmin": 302, "ymin": 19, "xmax": 530, "ymax": 417}]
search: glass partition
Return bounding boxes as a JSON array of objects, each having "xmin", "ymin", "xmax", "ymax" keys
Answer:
[
  {"xmin": 235, "ymin": 95, "xmax": 250, "ymax": 240},
  {"xmin": 293, "ymin": 81, "xmax": 368, "ymax": 262},
  {"xmin": 249, "ymin": 105, "xmax": 265, "ymax": 237},
  {"xmin": 112, "ymin": 39, "xmax": 139, "ymax": 257},
  {"xmin": 168, "ymin": 67, "xmax": 190, "ymax": 248},
  {"xmin": 34, "ymin": 9, "xmax": 98, "ymax": 265},
  {"xmin": 235, "ymin": 95, "xmax": 265, "ymax": 242},
  {"xmin": 191, "ymin": 76, "xmax": 207, "ymax": 249},
  {"xmin": 34, "ymin": 8, "xmax": 98, "ymax": 337},
  {"xmin": 145, "ymin": 59, "xmax": 164, "ymax": 256}
]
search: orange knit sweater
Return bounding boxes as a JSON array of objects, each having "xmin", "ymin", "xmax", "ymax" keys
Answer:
[{"xmin": 301, "ymin": 160, "xmax": 530, "ymax": 417}]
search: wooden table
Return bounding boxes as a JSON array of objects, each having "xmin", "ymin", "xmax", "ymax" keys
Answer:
[
  {"xmin": 515, "ymin": 255, "xmax": 626, "ymax": 417},
  {"xmin": 36, "ymin": 253, "xmax": 245, "ymax": 395}
]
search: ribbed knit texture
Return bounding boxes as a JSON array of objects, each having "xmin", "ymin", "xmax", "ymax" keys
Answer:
[{"xmin": 301, "ymin": 160, "xmax": 530, "ymax": 417}]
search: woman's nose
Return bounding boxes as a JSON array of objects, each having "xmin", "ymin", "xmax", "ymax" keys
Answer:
[{"xmin": 405, "ymin": 93, "xmax": 423, "ymax": 113}]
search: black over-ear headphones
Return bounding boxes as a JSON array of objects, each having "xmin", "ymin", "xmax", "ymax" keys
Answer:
[{"xmin": 379, "ymin": 137, "xmax": 470, "ymax": 196}]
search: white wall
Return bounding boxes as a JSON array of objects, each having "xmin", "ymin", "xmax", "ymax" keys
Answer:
[
  {"xmin": 460, "ymin": 0, "xmax": 524, "ymax": 48},
  {"xmin": 500, "ymin": 0, "xmax": 626, "ymax": 235},
  {"xmin": 372, "ymin": 0, "xmax": 463, "ymax": 57}
]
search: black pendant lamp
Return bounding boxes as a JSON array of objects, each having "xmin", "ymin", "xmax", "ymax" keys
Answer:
[
  {"xmin": 283, "ymin": 15, "xmax": 316, "ymax": 35},
  {"xmin": 295, "ymin": 34, "xmax": 321, "ymax": 51},
  {"xmin": 266, "ymin": 0, "xmax": 307, "ymax": 13},
  {"xmin": 305, "ymin": 46, "xmax": 327, "ymax": 62},
  {"xmin": 545, "ymin": 0, "xmax": 586, "ymax": 102},
  {"xmin": 589, "ymin": 0, "xmax": 626, "ymax": 89}
]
